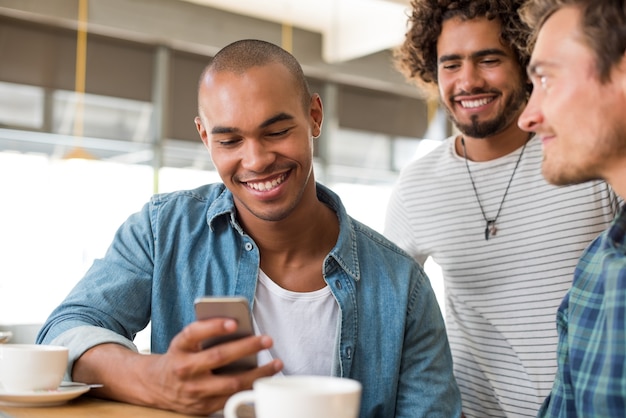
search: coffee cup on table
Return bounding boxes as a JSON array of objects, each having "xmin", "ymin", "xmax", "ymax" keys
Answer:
[
  {"xmin": 0, "ymin": 344, "xmax": 68, "ymax": 392},
  {"xmin": 224, "ymin": 375, "xmax": 362, "ymax": 418}
]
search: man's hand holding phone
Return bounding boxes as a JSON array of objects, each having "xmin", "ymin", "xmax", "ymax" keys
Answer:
[
  {"xmin": 74, "ymin": 314, "xmax": 282, "ymax": 416},
  {"xmin": 73, "ymin": 297, "xmax": 281, "ymax": 415},
  {"xmin": 143, "ymin": 302, "xmax": 282, "ymax": 414}
]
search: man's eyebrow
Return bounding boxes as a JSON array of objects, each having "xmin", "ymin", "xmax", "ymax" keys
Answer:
[
  {"xmin": 211, "ymin": 126, "xmax": 238, "ymax": 135},
  {"xmin": 527, "ymin": 60, "xmax": 553, "ymax": 78},
  {"xmin": 439, "ymin": 48, "xmax": 508, "ymax": 64},
  {"xmin": 260, "ymin": 112, "xmax": 294, "ymax": 129},
  {"xmin": 210, "ymin": 112, "xmax": 294, "ymax": 135}
]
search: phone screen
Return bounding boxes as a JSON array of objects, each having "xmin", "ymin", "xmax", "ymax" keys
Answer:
[{"xmin": 193, "ymin": 296, "xmax": 257, "ymax": 374}]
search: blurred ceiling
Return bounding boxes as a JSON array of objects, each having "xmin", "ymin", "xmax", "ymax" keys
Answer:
[{"xmin": 180, "ymin": 0, "xmax": 412, "ymax": 63}]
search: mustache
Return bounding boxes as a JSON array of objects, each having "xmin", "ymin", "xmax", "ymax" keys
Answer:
[{"xmin": 451, "ymin": 88, "xmax": 501, "ymax": 100}]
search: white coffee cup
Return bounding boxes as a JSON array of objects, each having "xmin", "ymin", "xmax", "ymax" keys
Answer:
[
  {"xmin": 224, "ymin": 375, "xmax": 362, "ymax": 418},
  {"xmin": 0, "ymin": 344, "xmax": 68, "ymax": 392}
]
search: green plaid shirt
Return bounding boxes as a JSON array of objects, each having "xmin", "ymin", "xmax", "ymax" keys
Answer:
[{"xmin": 539, "ymin": 205, "xmax": 626, "ymax": 417}]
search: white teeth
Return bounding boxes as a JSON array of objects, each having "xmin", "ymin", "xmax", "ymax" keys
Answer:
[
  {"xmin": 461, "ymin": 98, "xmax": 492, "ymax": 108},
  {"xmin": 247, "ymin": 173, "xmax": 286, "ymax": 191}
]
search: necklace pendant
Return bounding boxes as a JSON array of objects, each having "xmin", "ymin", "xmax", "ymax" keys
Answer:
[
  {"xmin": 485, "ymin": 220, "xmax": 497, "ymax": 241},
  {"xmin": 463, "ymin": 137, "xmax": 528, "ymax": 242}
]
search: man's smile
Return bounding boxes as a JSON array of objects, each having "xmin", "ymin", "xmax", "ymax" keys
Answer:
[{"xmin": 244, "ymin": 171, "xmax": 289, "ymax": 192}]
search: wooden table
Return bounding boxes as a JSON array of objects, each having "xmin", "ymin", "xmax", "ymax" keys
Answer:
[{"xmin": 0, "ymin": 396, "xmax": 254, "ymax": 417}]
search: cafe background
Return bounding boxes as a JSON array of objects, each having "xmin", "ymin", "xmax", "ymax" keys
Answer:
[{"xmin": 0, "ymin": 0, "xmax": 451, "ymax": 349}]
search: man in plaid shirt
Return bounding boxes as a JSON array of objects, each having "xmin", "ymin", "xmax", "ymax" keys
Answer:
[{"xmin": 518, "ymin": 0, "xmax": 626, "ymax": 416}]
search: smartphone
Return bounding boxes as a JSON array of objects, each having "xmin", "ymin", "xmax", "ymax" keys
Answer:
[{"xmin": 193, "ymin": 296, "xmax": 257, "ymax": 374}]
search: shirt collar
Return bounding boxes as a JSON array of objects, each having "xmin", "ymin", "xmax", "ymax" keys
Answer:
[
  {"xmin": 204, "ymin": 182, "xmax": 361, "ymax": 282},
  {"xmin": 206, "ymin": 184, "xmax": 238, "ymax": 231},
  {"xmin": 607, "ymin": 203, "xmax": 626, "ymax": 252},
  {"xmin": 316, "ymin": 183, "xmax": 361, "ymax": 283}
]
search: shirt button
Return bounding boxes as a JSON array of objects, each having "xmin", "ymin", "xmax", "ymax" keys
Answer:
[
  {"xmin": 244, "ymin": 242, "xmax": 253, "ymax": 251},
  {"xmin": 345, "ymin": 347, "xmax": 352, "ymax": 359},
  {"xmin": 335, "ymin": 280, "xmax": 342, "ymax": 290}
]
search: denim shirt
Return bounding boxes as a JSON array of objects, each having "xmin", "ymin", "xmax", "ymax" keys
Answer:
[{"xmin": 38, "ymin": 182, "xmax": 460, "ymax": 417}]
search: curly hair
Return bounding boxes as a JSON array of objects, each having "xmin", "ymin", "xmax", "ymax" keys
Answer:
[
  {"xmin": 395, "ymin": 0, "xmax": 532, "ymax": 97},
  {"xmin": 520, "ymin": 0, "xmax": 626, "ymax": 83}
]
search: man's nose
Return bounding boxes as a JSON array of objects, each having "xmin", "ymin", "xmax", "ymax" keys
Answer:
[
  {"xmin": 241, "ymin": 139, "xmax": 275, "ymax": 171},
  {"xmin": 458, "ymin": 63, "xmax": 486, "ymax": 92},
  {"xmin": 518, "ymin": 92, "xmax": 542, "ymax": 133}
]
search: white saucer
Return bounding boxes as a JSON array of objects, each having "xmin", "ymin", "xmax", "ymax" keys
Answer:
[{"xmin": 0, "ymin": 383, "xmax": 90, "ymax": 407}]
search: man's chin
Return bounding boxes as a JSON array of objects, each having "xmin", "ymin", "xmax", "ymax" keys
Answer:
[
  {"xmin": 542, "ymin": 164, "xmax": 595, "ymax": 187},
  {"xmin": 454, "ymin": 119, "xmax": 507, "ymax": 139}
]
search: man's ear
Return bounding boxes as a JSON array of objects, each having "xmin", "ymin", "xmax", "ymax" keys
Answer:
[
  {"xmin": 310, "ymin": 93, "xmax": 323, "ymax": 138},
  {"xmin": 195, "ymin": 116, "xmax": 210, "ymax": 151}
]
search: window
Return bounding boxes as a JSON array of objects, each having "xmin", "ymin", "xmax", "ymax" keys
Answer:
[
  {"xmin": 0, "ymin": 14, "xmax": 447, "ymax": 341},
  {"xmin": 0, "ymin": 82, "xmax": 44, "ymax": 129}
]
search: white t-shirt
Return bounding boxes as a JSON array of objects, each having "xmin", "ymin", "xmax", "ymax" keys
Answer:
[{"xmin": 253, "ymin": 270, "xmax": 338, "ymax": 376}]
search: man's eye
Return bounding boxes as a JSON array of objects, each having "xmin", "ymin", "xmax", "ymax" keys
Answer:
[
  {"xmin": 217, "ymin": 138, "xmax": 240, "ymax": 146},
  {"xmin": 267, "ymin": 129, "xmax": 289, "ymax": 137},
  {"xmin": 481, "ymin": 58, "xmax": 499, "ymax": 65},
  {"xmin": 533, "ymin": 74, "xmax": 549, "ymax": 91},
  {"xmin": 442, "ymin": 63, "xmax": 460, "ymax": 70}
]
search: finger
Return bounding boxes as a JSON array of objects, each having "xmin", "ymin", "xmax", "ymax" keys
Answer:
[
  {"xmin": 200, "ymin": 359, "xmax": 284, "ymax": 398},
  {"xmin": 169, "ymin": 360, "xmax": 283, "ymax": 415},
  {"xmin": 194, "ymin": 335, "xmax": 273, "ymax": 375},
  {"xmin": 171, "ymin": 318, "xmax": 238, "ymax": 353}
]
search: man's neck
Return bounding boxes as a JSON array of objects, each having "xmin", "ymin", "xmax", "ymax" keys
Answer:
[
  {"xmin": 455, "ymin": 124, "xmax": 531, "ymax": 162},
  {"xmin": 605, "ymin": 162, "xmax": 626, "ymax": 201},
  {"xmin": 251, "ymin": 202, "xmax": 337, "ymax": 255},
  {"xmin": 237, "ymin": 187, "xmax": 340, "ymax": 292}
]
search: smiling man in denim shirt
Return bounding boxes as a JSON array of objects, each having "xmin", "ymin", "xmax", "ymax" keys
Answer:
[{"xmin": 37, "ymin": 39, "xmax": 460, "ymax": 417}]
